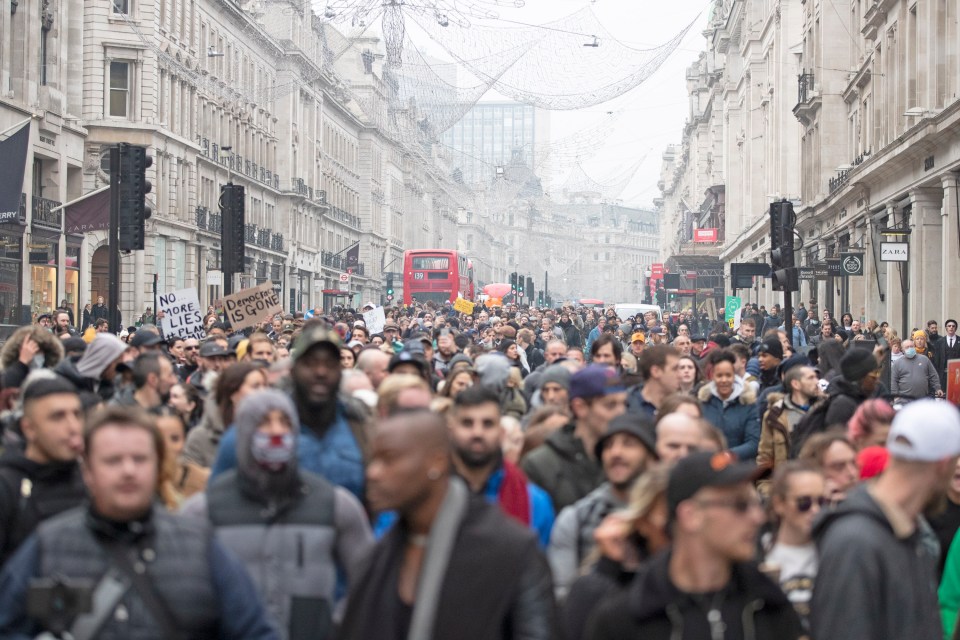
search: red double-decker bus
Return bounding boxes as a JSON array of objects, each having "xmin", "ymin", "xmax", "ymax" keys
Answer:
[{"xmin": 402, "ymin": 250, "xmax": 475, "ymax": 306}]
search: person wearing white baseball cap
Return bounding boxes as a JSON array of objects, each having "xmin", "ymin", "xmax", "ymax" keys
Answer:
[{"xmin": 812, "ymin": 399, "xmax": 960, "ymax": 640}]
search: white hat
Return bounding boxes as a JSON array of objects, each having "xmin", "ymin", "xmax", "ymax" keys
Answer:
[{"xmin": 887, "ymin": 400, "xmax": 960, "ymax": 461}]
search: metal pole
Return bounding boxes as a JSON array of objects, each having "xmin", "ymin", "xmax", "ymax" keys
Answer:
[
  {"xmin": 152, "ymin": 273, "xmax": 158, "ymax": 330},
  {"xmin": 108, "ymin": 146, "xmax": 121, "ymax": 334}
]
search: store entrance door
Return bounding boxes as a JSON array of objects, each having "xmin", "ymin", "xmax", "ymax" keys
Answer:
[{"xmin": 91, "ymin": 245, "xmax": 109, "ymax": 303}]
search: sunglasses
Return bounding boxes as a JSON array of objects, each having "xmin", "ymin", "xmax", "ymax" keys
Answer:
[
  {"xmin": 793, "ymin": 495, "xmax": 829, "ymax": 512},
  {"xmin": 696, "ymin": 497, "xmax": 762, "ymax": 514}
]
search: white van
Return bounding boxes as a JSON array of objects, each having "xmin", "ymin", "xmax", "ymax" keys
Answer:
[{"xmin": 613, "ymin": 303, "xmax": 663, "ymax": 323}]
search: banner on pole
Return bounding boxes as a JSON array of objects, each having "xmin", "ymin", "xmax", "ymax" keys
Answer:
[
  {"xmin": 158, "ymin": 288, "xmax": 204, "ymax": 340},
  {"xmin": 223, "ymin": 281, "xmax": 282, "ymax": 330}
]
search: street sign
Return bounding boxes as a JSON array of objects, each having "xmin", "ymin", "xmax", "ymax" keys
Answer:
[
  {"xmin": 686, "ymin": 271, "xmax": 698, "ymax": 280},
  {"xmin": 725, "ymin": 296, "xmax": 742, "ymax": 323},
  {"xmin": 339, "ymin": 273, "xmax": 350, "ymax": 283},
  {"xmin": 386, "ymin": 294, "xmax": 394, "ymax": 302},
  {"xmin": 517, "ymin": 291, "xmax": 524, "ymax": 298},
  {"xmin": 840, "ymin": 253, "xmax": 864, "ymax": 276},
  {"xmin": 880, "ymin": 242, "xmax": 909, "ymax": 262}
]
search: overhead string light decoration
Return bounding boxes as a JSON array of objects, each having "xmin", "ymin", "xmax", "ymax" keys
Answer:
[
  {"xmin": 560, "ymin": 156, "xmax": 648, "ymax": 200},
  {"xmin": 410, "ymin": 7, "xmax": 698, "ymax": 110}
]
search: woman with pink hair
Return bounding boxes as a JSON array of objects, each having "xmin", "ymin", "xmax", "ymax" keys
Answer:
[{"xmin": 846, "ymin": 398, "xmax": 896, "ymax": 450}]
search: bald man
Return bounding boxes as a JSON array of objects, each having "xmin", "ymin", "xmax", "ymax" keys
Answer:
[
  {"xmin": 655, "ymin": 413, "xmax": 704, "ymax": 464},
  {"xmin": 341, "ymin": 411, "xmax": 558, "ymax": 640}
]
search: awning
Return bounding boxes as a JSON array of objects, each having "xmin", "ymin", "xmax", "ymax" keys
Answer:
[{"xmin": 59, "ymin": 186, "xmax": 110, "ymax": 234}]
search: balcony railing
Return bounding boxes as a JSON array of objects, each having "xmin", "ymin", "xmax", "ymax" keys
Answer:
[
  {"xmin": 195, "ymin": 206, "xmax": 208, "ymax": 230},
  {"xmin": 245, "ymin": 224, "xmax": 257, "ymax": 243},
  {"xmin": 32, "ymin": 196, "xmax": 62, "ymax": 231},
  {"xmin": 208, "ymin": 212, "xmax": 221, "ymax": 233},
  {"xmin": 256, "ymin": 228, "xmax": 271, "ymax": 248},
  {"xmin": 271, "ymin": 233, "xmax": 284, "ymax": 252},
  {"xmin": 321, "ymin": 250, "xmax": 365, "ymax": 275},
  {"xmin": 329, "ymin": 205, "xmax": 361, "ymax": 230},
  {"xmin": 197, "ymin": 135, "xmax": 279, "ymax": 190},
  {"xmin": 797, "ymin": 71, "xmax": 815, "ymax": 104},
  {"xmin": 829, "ymin": 169, "xmax": 850, "ymax": 194}
]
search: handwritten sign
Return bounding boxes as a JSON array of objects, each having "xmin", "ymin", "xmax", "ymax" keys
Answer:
[
  {"xmin": 363, "ymin": 306, "xmax": 386, "ymax": 335},
  {"xmin": 223, "ymin": 281, "xmax": 282, "ymax": 331},
  {"xmin": 158, "ymin": 288, "xmax": 204, "ymax": 340},
  {"xmin": 454, "ymin": 297, "xmax": 475, "ymax": 315}
]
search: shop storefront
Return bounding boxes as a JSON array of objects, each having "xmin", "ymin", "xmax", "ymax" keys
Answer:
[
  {"xmin": 28, "ymin": 239, "xmax": 57, "ymax": 319},
  {"xmin": 0, "ymin": 227, "xmax": 23, "ymax": 328}
]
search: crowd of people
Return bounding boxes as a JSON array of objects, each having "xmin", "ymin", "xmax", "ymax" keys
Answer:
[{"xmin": 0, "ymin": 296, "xmax": 958, "ymax": 639}]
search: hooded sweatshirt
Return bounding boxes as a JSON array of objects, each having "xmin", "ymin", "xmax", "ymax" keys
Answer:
[
  {"xmin": 182, "ymin": 389, "xmax": 373, "ymax": 640},
  {"xmin": 811, "ymin": 484, "xmax": 942, "ymax": 640}
]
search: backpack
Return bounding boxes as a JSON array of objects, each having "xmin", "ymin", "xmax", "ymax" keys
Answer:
[{"xmin": 788, "ymin": 394, "xmax": 836, "ymax": 458}]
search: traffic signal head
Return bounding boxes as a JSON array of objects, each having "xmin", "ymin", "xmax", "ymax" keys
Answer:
[
  {"xmin": 769, "ymin": 200, "xmax": 798, "ymax": 291},
  {"xmin": 117, "ymin": 144, "xmax": 153, "ymax": 251},
  {"xmin": 518, "ymin": 276, "xmax": 524, "ymax": 294},
  {"xmin": 386, "ymin": 273, "xmax": 395, "ymax": 296},
  {"xmin": 220, "ymin": 183, "xmax": 246, "ymax": 275}
]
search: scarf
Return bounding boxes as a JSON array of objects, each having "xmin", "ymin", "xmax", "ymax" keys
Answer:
[
  {"xmin": 497, "ymin": 461, "xmax": 531, "ymax": 526},
  {"xmin": 913, "ymin": 330, "xmax": 928, "ymax": 355}
]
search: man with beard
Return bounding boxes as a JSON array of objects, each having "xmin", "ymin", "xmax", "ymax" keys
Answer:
[
  {"xmin": 210, "ymin": 323, "xmax": 370, "ymax": 500},
  {"xmin": 183, "ymin": 389, "xmax": 373, "ymax": 640},
  {"xmin": 179, "ymin": 337, "xmax": 200, "ymax": 381},
  {"xmin": 589, "ymin": 452, "xmax": 802, "ymax": 640},
  {"xmin": 111, "ymin": 352, "xmax": 178, "ymax": 411},
  {"xmin": 339, "ymin": 410, "xmax": 557, "ymax": 640},
  {"xmin": 433, "ymin": 329, "xmax": 460, "ymax": 378},
  {"xmin": 815, "ymin": 400, "xmax": 960, "ymax": 640},
  {"xmin": 548, "ymin": 413, "xmax": 658, "ymax": 600},
  {"xmin": 0, "ymin": 377, "xmax": 86, "ymax": 566},
  {"xmin": 449, "ymin": 386, "xmax": 554, "ymax": 546}
]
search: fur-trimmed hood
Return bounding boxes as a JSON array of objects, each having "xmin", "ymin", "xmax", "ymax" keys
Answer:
[
  {"xmin": 697, "ymin": 377, "xmax": 757, "ymax": 405},
  {"xmin": 1, "ymin": 326, "xmax": 64, "ymax": 370}
]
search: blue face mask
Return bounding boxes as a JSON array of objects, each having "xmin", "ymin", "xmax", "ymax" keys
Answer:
[{"xmin": 904, "ymin": 347, "xmax": 918, "ymax": 359}]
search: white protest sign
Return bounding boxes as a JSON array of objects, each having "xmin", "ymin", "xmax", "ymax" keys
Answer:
[
  {"xmin": 158, "ymin": 288, "xmax": 204, "ymax": 340},
  {"xmin": 223, "ymin": 281, "xmax": 283, "ymax": 331},
  {"xmin": 363, "ymin": 306, "xmax": 386, "ymax": 335}
]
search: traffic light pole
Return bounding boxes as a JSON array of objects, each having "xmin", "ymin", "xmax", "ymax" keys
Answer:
[{"xmin": 108, "ymin": 146, "xmax": 122, "ymax": 334}]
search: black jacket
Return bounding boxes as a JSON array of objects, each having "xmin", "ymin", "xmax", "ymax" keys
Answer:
[
  {"xmin": 823, "ymin": 376, "xmax": 869, "ymax": 427},
  {"xmin": 587, "ymin": 550, "xmax": 803, "ymax": 640},
  {"xmin": 521, "ymin": 422, "xmax": 603, "ymax": 513},
  {"xmin": 934, "ymin": 336, "xmax": 960, "ymax": 389},
  {"xmin": 563, "ymin": 555, "xmax": 636, "ymax": 640},
  {"xmin": 339, "ymin": 495, "xmax": 557, "ymax": 640},
  {"xmin": 811, "ymin": 484, "xmax": 942, "ymax": 640},
  {"xmin": 0, "ymin": 450, "xmax": 85, "ymax": 566}
]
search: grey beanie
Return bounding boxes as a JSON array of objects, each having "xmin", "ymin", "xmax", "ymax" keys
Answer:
[
  {"xmin": 475, "ymin": 353, "xmax": 510, "ymax": 392},
  {"xmin": 235, "ymin": 389, "xmax": 300, "ymax": 475},
  {"xmin": 539, "ymin": 364, "xmax": 571, "ymax": 391},
  {"xmin": 76, "ymin": 333, "xmax": 128, "ymax": 379}
]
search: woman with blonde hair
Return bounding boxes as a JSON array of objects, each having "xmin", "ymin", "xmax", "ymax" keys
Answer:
[{"xmin": 562, "ymin": 466, "xmax": 671, "ymax": 640}]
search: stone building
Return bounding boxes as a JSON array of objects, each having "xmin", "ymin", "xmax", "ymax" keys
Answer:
[{"xmin": 0, "ymin": 0, "xmax": 87, "ymax": 333}]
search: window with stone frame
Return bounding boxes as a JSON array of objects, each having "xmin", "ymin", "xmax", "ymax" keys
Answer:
[{"xmin": 109, "ymin": 61, "xmax": 131, "ymax": 118}]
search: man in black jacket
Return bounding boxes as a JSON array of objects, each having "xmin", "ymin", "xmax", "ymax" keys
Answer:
[
  {"xmin": 0, "ymin": 376, "xmax": 85, "ymax": 566},
  {"xmin": 587, "ymin": 451, "xmax": 803, "ymax": 640},
  {"xmin": 934, "ymin": 319, "xmax": 960, "ymax": 391},
  {"xmin": 340, "ymin": 410, "xmax": 557, "ymax": 640},
  {"xmin": 522, "ymin": 365, "xmax": 626, "ymax": 512}
]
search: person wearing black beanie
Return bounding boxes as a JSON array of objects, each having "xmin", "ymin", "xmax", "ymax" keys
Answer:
[{"xmin": 823, "ymin": 348, "xmax": 883, "ymax": 427}]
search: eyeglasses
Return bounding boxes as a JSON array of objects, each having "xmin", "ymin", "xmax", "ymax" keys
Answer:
[
  {"xmin": 793, "ymin": 495, "xmax": 829, "ymax": 512},
  {"xmin": 696, "ymin": 497, "xmax": 763, "ymax": 514}
]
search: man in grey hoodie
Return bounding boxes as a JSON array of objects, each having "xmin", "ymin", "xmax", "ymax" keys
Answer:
[{"xmin": 182, "ymin": 389, "xmax": 373, "ymax": 639}]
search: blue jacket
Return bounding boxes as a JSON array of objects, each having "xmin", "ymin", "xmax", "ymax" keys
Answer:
[
  {"xmin": 697, "ymin": 380, "xmax": 761, "ymax": 461},
  {"xmin": 210, "ymin": 404, "xmax": 365, "ymax": 501}
]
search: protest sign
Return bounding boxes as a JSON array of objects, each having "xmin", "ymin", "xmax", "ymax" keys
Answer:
[
  {"xmin": 453, "ymin": 297, "xmax": 475, "ymax": 315},
  {"xmin": 158, "ymin": 288, "xmax": 204, "ymax": 340},
  {"xmin": 223, "ymin": 281, "xmax": 282, "ymax": 331},
  {"xmin": 363, "ymin": 306, "xmax": 386, "ymax": 335}
]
